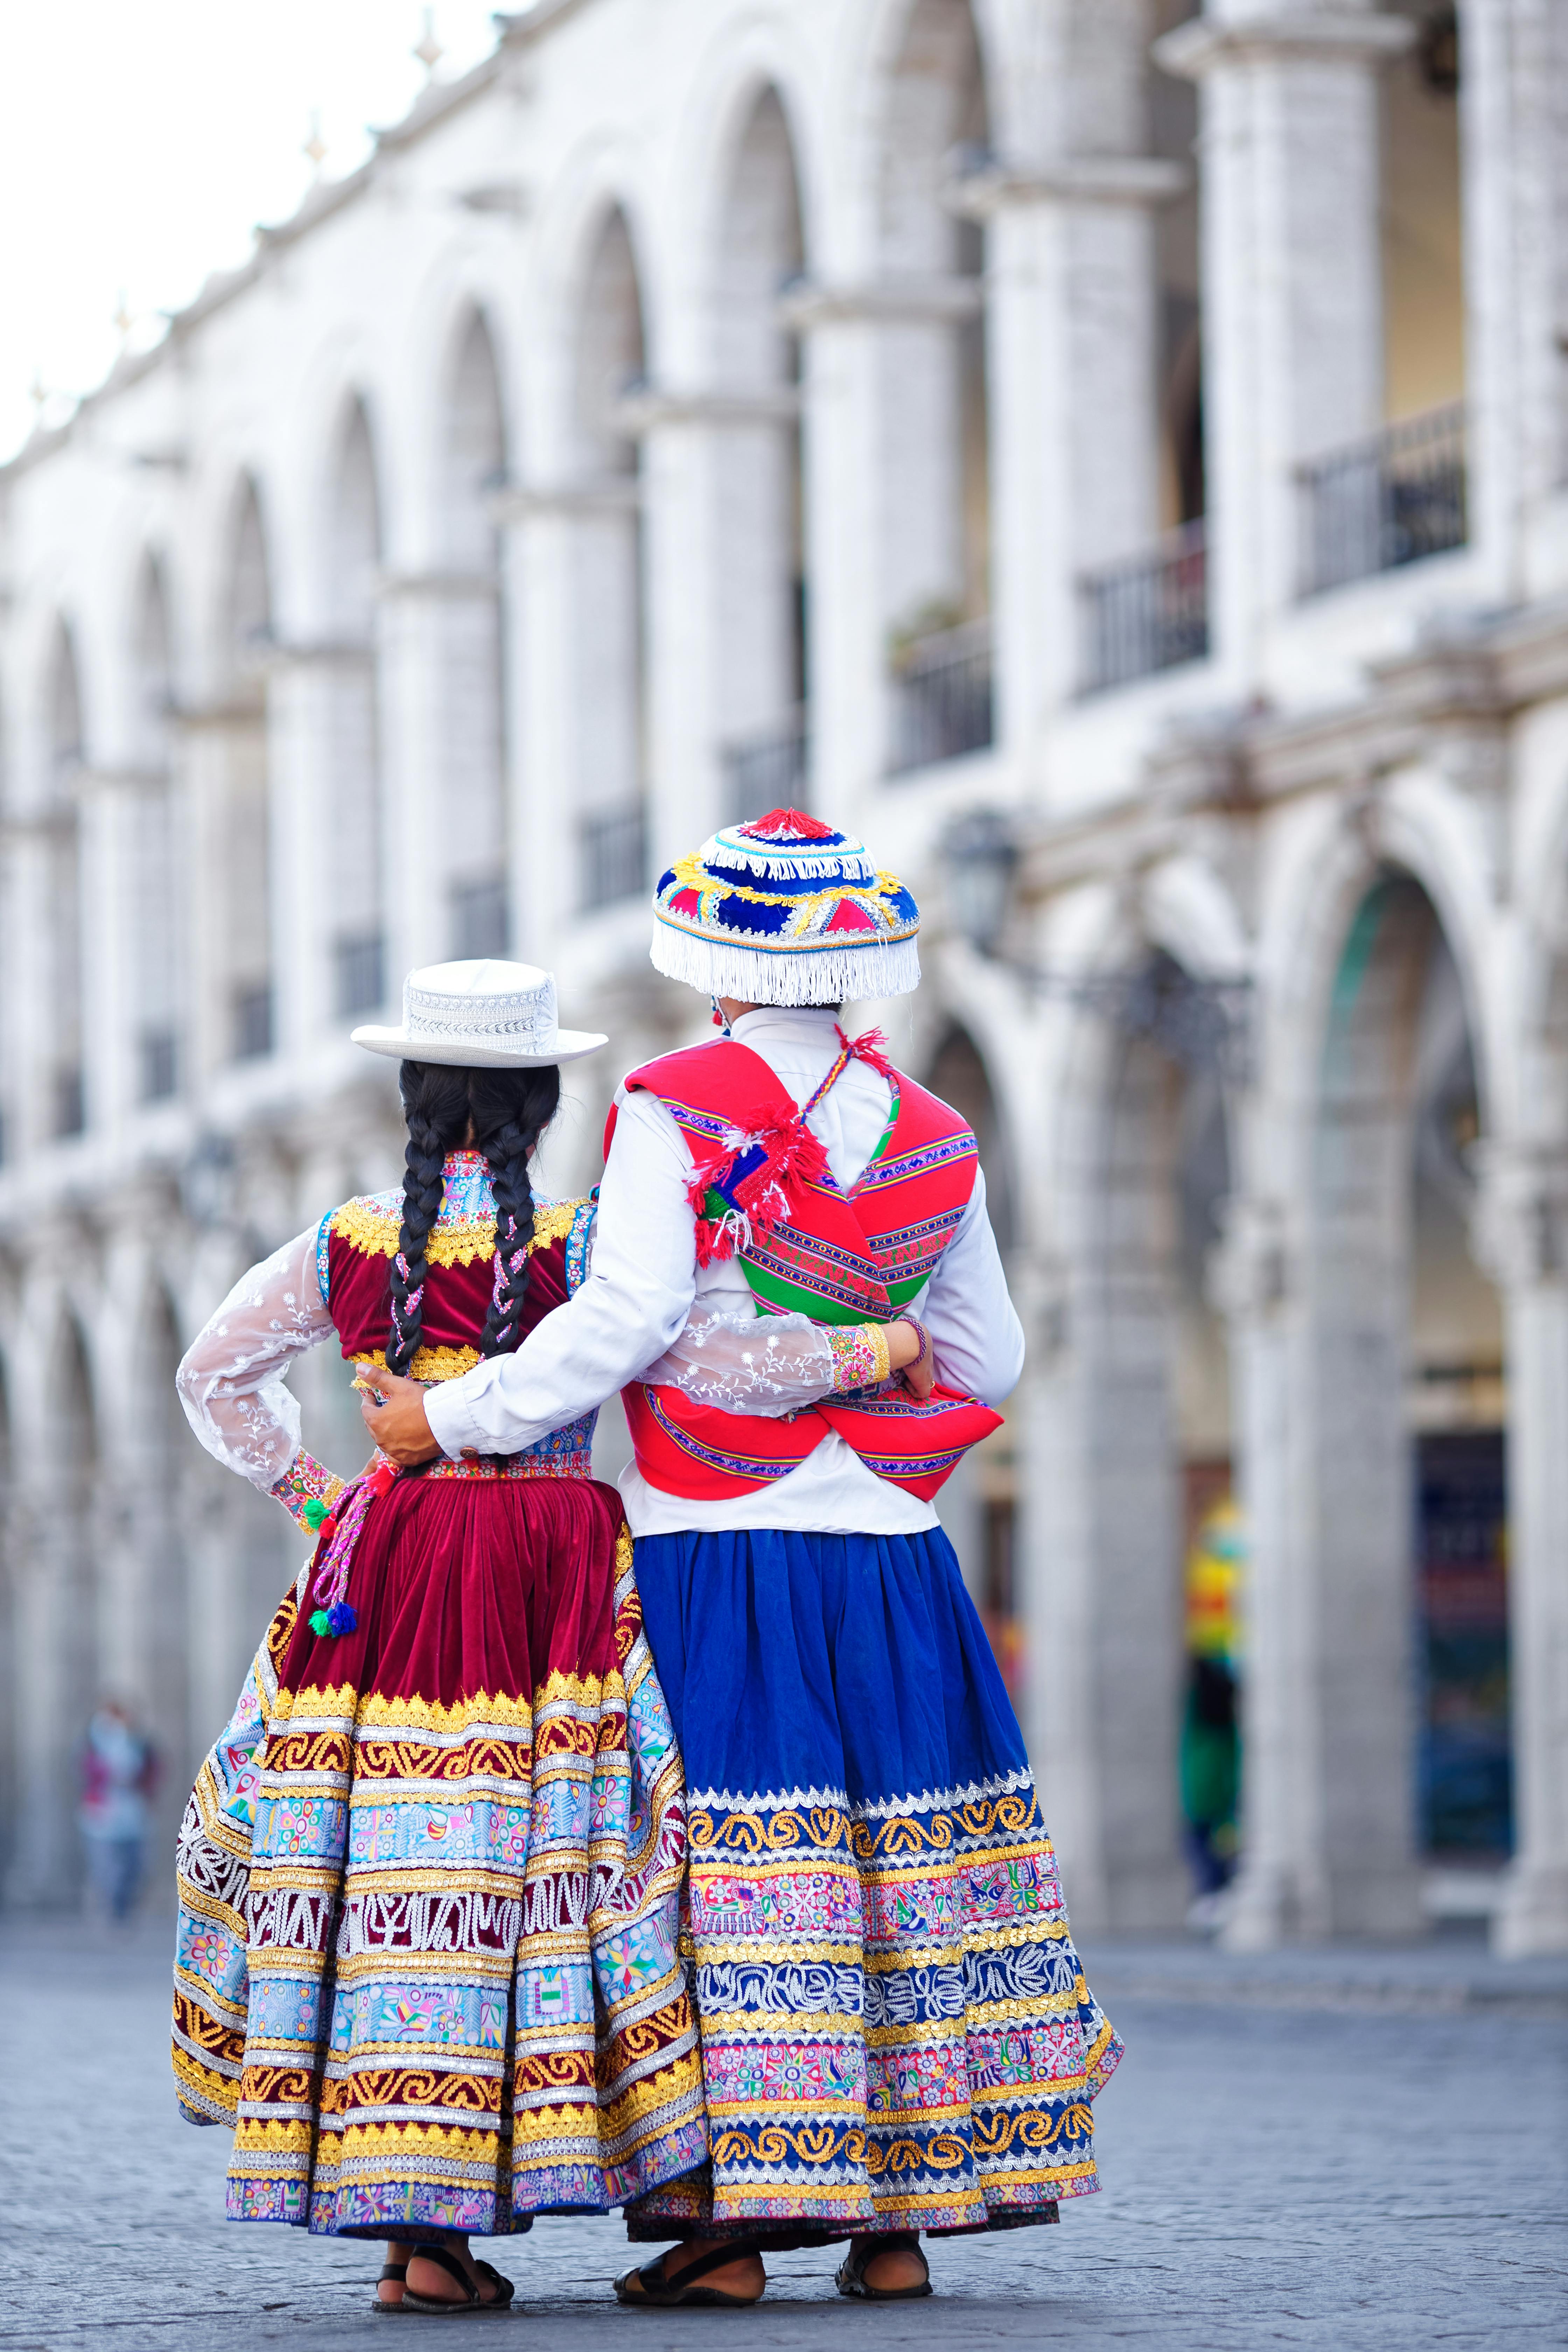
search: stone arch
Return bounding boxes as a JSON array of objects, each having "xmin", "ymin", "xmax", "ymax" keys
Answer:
[
  {"xmin": 873, "ymin": 0, "xmax": 992, "ymax": 769},
  {"xmin": 710, "ymin": 84, "xmax": 810, "ymax": 821},
  {"xmin": 567, "ymin": 204, "xmax": 650, "ymax": 910},
  {"xmin": 322, "ymin": 396, "xmax": 387, "ymax": 1018},
  {"xmin": 127, "ymin": 554, "xmax": 181, "ymax": 1101},
  {"xmin": 437, "ymin": 308, "xmax": 511, "ymax": 958}
]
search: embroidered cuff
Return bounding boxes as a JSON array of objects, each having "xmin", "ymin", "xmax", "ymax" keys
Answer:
[
  {"xmin": 827, "ymin": 1322, "xmax": 892, "ymax": 1395},
  {"xmin": 270, "ymin": 1451, "xmax": 347, "ymax": 1532}
]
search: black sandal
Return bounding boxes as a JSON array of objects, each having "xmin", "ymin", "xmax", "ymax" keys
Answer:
[
  {"xmin": 372, "ymin": 2260, "xmax": 408, "ymax": 2314},
  {"xmin": 835, "ymin": 2233, "xmax": 932, "ymax": 2301},
  {"xmin": 399, "ymin": 2245, "xmax": 515, "ymax": 2315},
  {"xmin": 614, "ymin": 2241, "xmax": 765, "ymax": 2309}
]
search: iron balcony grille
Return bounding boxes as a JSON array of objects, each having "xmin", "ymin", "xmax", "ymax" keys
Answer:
[
  {"xmin": 334, "ymin": 930, "xmax": 386, "ymax": 1018},
  {"xmin": 140, "ymin": 1026, "xmax": 178, "ymax": 1103},
  {"xmin": 233, "ymin": 982, "xmax": 273, "ymax": 1062},
  {"xmin": 889, "ymin": 619, "xmax": 994, "ymax": 776},
  {"xmin": 1079, "ymin": 519, "xmax": 1209, "ymax": 694},
  {"xmin": 1298, "ymin": 401, "xmax": 1467, "ymax": 597},
  {"xmin": 450, "ymin": 875, "xmax": 509, "ymax": 961},
  {"xmin": 720, "ymin": 708, "xmax": 809, "ymax": 825},
  {"xmin": 580, "ymin": 803, "xmax": 648, "ymax": 911}
]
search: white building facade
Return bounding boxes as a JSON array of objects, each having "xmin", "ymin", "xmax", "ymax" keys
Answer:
[{"xmin": 1, "ymin": 0, "xmax": 1566, "ymax": 1956}]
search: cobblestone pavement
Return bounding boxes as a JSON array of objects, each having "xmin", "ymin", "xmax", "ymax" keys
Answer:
[{"xmin": 0, "ymin": 1919, "xmax": 1564, "ymax": 2351}]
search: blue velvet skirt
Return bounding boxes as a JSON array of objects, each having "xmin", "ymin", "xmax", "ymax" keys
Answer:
[{"xmin": 623, "ymin": 1525, "xmax": 1121, "ymax": 2243}]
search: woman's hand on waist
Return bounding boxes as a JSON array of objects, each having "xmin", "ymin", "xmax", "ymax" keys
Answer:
[
  {"xmin": 356, "ymin": 1368, "xmax": 443, "ymax": 1466},
  {"xmin": 887, "ymin": 1318, "xmax": 934, "ymax": 1400}
]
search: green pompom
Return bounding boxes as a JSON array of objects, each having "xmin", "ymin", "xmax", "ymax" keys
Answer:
[
  {"xmin": 303, "ymin": 1497, "xmax": 328, "ymax": 1530},
  {"xmin": 309, "ymin": 1608, "xmax": 333, "ymax": 1638}
]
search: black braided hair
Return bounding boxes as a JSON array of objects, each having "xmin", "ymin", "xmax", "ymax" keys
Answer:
[
  {"xmin": 469, "ymin": 1064, "xmax": 561, "ymax": 1358},
  {"xmin": 384, "ymin": 1059, "xmax": 561, "ymax": 1375}
]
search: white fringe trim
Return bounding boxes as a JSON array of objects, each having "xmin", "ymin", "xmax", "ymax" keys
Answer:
[
  {"xmin": 650, "ymin": 925, "xmax": 920, "ymax": 1004},
  {"xmin": 705, "ymin": 826, "xmax": 877, "ymax": 885}
]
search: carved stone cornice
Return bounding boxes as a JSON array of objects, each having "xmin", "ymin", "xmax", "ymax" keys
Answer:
[
  {"xmin": 947, "ymin": 155, "xmax": 1189, "ymax": 219},
  {"xmin": 777, "ymin": 276, "xmax": 981, "ymax": 331},
  {"xmin": 1154, "ymin": 12, "xmax": 1416, "ymax": 78}
]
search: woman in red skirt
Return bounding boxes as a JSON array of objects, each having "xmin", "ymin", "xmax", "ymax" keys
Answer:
[{"xmin": 171, "ymin": 961, "xmax": 706, "ymax": 2312}]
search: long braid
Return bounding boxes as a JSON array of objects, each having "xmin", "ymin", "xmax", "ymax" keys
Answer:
[
  {"xmin": 386, "ymin": 1063, "xmax": 470, "ymax": 1376},
  {"xmin": 470, "ymin": 1066, "xmax": 561, "ymax": 1358}
]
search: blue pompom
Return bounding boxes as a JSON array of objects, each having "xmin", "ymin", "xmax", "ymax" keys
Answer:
[{"xmin": 326, "ymin": 1602, "xmax": 358, "ymax": 1637}]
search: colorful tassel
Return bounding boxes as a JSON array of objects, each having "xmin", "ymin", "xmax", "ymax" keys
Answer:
[{"xmin": 309, "ymin": 1609, "xmax": 332, "ymax": 1638}]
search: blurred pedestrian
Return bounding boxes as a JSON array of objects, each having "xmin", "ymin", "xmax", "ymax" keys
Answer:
[
  {"xmin": 1181, "ymin": 1497, "xmax": 1244, "ymax": 1930},
  {"xmin": 79, "ymin": 1698, "xmax": 158, "ymax": 1922}
]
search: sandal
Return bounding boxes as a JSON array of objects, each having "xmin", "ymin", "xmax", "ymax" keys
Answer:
[
  {"xmin": 835, "ymin": 2233, "xmax": 932, "ymax": 2302},
  {"xmin": 372, "ymin": 2260, "xmax": 408, "ymax": 2314},
  {"xmin": 399, "ymin": 2244, "xmax": 515, "ymax": 2315},
  {"xmin": 614, "ymin": 2241, "xmax": 765, "ymax": 2309}
]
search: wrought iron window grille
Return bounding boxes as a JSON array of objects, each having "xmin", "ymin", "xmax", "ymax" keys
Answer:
[
  {"xmin": 1298, "ymin": 402, "xmax": 1467, "ymax": 598},
  {"xmin": 1079, "ymin": 520, "xmax": 1209, "ymax": 695},
  {"xmin": 579, "ymin": 802, "xmax": 648, "ymax": 911},
  {"xmin": 888, "ymin": 618, "xmax": 994, "ymax": 775}
]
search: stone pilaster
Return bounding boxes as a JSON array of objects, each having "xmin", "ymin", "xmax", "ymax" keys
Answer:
[
  {"xmin": 1157, "ymin": 6, "xmax": 1415, "ymax": 680},
  {"xmin": 1455, "ymin": 0, "xmax": 1568, "ymax": 602},
  {"xmin": 1471, "ymin": 1144, "xmax": 1568, "ymax": 1955}
]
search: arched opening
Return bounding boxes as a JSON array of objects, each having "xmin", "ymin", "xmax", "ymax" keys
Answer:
[
  {"xmin": 324, "ymin": 397, "xmax": 387, "ymax": 1018},
  {"xmin": 878, "ymin": 0, "xmax": 992, "ymax": 773},
  {"xmin": 128, "ymin": 556, "xmax": 181, "ymax": 1101},
  {"xmin": 1092, "ymin": 960, "xmax": 1234, "ymax": 1928},
  {"xmin": 217, "ymin": 477, "xmax": 275, "ymax": 1062},
  {"xmin": 54, "ymin": 1316, "xmax": 98, "ymax": 1897},
  {"xmin": 712, "ymin": 85, "xmax": 808, "ymax": 824},
  {"xmin": 570, "ymin": 207, "xmax": 648, "ymax": 910},
  {"xmin": 440, "ymin": 310, "xmax": 510, "ymax": 959},
  {"xmin": 127, "ymin": 1287, "xmax": 192, "ymax": 1862},
  {"xmin": 1382, "ymin": 2, "xmax": 1464, "ymax": 421},
  {"xmin": 44, "ymin": 622, "xmax": 86, "ymax": 1138},
  {"xmin": 1310, "ymin": 876, "xmax": 1505, "ymax": 1927},
  {"xmin": 926, "ymin": 1025, "xmax": 1019, "ymax": 1687}
]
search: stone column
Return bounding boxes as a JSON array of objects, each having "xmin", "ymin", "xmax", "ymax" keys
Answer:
[
  {"xmin": 1156, "ymin": 5, "xmax": 1414, "ymax": 681},
  {"xmin": 958, "ymin": 0, "xmax": 1185, "ymax": 735},
  {"xmin": 1472, "ymin": 1145, "xmax": 1568, "ymax": 1956},
  {"xmin": 788, "ymin": 298, "xmax": 883, "ymax": 816},
  {"xmin": 377, "ymin": 574, "xmax": 506, "ymax": 980},
  {"xmin": 1455, "ymin": 0, "xmax": 1568, "ymax": 604},
  {"xmin": 498, "ymin": 478, "xmax": 644, "ymax": 958},
  {"xmin": 266, "ymin": 647, "xmax": 378, "ymax": 1057}
]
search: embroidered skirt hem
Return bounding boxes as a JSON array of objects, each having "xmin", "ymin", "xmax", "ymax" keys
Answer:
[
  {"xmin": 622, "ymin": 1524, "xmax": 1123, "ymax": 2242},
  {"xmin": 172, "ymin": 1472, "xmax": 708, "ymax": 2236}
]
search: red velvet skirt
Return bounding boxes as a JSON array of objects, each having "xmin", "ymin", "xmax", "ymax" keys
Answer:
[{"xmin": 173, "ymin": 1464, "xmax": 706, "ymax": 2237}]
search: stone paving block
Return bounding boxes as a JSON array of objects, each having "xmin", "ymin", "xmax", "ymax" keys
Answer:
[{"xmin": 0, "ymin": 1923, "xmax": 1563, "ymax": 2349}]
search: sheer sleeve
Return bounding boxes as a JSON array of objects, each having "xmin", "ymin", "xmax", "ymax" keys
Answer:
[
  {"xmin": 640, "ymin": 1307, "xmax": 890, "ymax": 1414},
  {"xmin": 175, "ymin": 1224, "xmax": 336, "ymax": 1491}
]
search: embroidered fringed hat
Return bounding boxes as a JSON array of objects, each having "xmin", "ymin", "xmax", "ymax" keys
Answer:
[{"xmin": 650, "ymin": 807, "xmax": 920, "ymax": 1005}]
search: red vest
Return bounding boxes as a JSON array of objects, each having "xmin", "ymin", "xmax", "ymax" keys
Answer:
[{"xmin": 606, "ymin": 1037, "xmax": 1003, "ymax": 1501}]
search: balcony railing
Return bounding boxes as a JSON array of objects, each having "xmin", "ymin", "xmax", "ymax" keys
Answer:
[
  {"xmin": 1298, "ymin": 401, "xmax": 1467, "ymax": 597},
  {"xmin": 889, "ymin": 620, "xmax": 993, "ymax": 775},
  {"xmin": 720, "ymin": 708, "xmax": 809, "ymax": 824},
  {"xmin": 1079, "ymin": 519, "xmax": 1209, "ymax": 694},
  {"xmin": 450, "ymin": 874, "xmax": 509, "ymax": 960},
  {"xmin": 233, "ymin": 982, "xmax": 273, "ymax": 1062},
  {"xmin": 580, "ymin": 802, "xmax": 648, "ymax": 911},
  {"xmin": 334, "ymin": 929, "xmax": 386, "ymax": 1018}
]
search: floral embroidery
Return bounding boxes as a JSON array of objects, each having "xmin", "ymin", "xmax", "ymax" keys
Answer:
[
  {"xmin": 826, "ymin": 1323, "xmax": 891, "ymax": 1396},
  {"xmin": 270, "ymin": 1451, "xmax": 346, "ymax": 1532}
]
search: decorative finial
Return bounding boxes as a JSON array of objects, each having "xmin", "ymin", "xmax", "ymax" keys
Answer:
[
  {"xmin": 413, "ymin": 8, "xmax": 443, "ymax": 79},
  {"xmin": 302, "ymin": 110, "xmax": 328, "ymax": 176}
]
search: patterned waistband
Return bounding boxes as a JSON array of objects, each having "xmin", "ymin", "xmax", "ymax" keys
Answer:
[{"xmin": 418, "ymin": 1450, "xmax": 593, "ymax": 1482}]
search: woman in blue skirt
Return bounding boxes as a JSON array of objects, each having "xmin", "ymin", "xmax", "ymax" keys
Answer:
[{"xmin": 364, "ymin": 810, "xmax": 1122, "ymax": 2306}]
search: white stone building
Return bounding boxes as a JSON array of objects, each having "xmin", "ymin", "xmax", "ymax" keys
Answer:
[{"xmin": 1, "ymin": 0, "xmax": 1564, "ymax": 1956}]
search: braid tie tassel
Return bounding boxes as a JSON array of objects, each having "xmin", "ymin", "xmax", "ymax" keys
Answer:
[{"xmin": 307, "ymin": 1457, "xmax": 399, "ymax": 1638}]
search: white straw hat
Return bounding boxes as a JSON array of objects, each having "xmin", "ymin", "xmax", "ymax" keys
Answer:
[{"xmin": 351, "ymin": 960, "xmax": 607, "ymax": 1069}]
